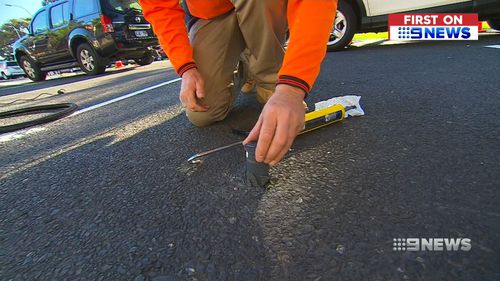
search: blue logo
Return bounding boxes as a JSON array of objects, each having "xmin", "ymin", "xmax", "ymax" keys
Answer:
[{"xmin": 398, "ymin": 26, "xmax": 471, "ymax": 39}]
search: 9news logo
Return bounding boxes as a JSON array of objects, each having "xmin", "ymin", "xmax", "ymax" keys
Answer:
[
  {"xmin": 389, "ymin": 14, "xmax": 479, "ymax": 41},
  {"xmin": 393, "ymin": 238, "xmax": 472, "ymax": 252}
]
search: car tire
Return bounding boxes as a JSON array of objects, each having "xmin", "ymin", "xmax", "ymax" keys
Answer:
[
  {"xmin": 1, "ymin": 72, "xmax": 7, "ymax": 80},
  {"xmin": 327, "ymin": 0, "xmax": 358, "ymax": 52},
  {"xmin": 487, "ymin": 18, "xmax": 500, "ymax": 31},
  {"xmin": 76, "ymin": 43, "xmax": 107, "ymax": 75},
  {"xmin": 19, "ymin": 55, "xmax": 47, "ymax": 82},
  {"xmin": 135, "ymin": 51, "xmax": 155, "ymax": 66}
]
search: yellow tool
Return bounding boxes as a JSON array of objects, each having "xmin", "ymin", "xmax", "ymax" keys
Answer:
[{"xmin": 301, "ymin": 104, "xmax": 352, "ymax": 134}]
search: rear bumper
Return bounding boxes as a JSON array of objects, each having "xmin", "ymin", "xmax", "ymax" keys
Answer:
[
  {"xmin": 98, "ymin": 32, "xmax": 158, "ymax": 59},
  {"xmin": 115, "ymin": 39, "xmax": 159, "ymax": 59},
  {"xmin": 114, "ymin": 47, "xmax": 151, "ymax": 59}
]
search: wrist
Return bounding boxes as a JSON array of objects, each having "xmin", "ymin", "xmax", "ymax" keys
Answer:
[
  {"xmin": 181, "ymin": 67, "xmax": 198, "ymax": 78},
  {"xmin": 178, "ymin": 62, "xmax": 197, "ymax": 77},
  {"xmin": 277, "ymin": 75, "xmax": 310, "ymax": 98},
  {"xmin": 276, "ymin": 84, "xmax": 306, "ymax": 100}
]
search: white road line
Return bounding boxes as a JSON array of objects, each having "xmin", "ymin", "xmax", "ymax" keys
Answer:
[
  {"xmin": 0, "ymin": 77, "xmax": 182, "ymax": 142},
  {"xmin": 0, "ymin": 127, "xmax": 46, "ymax": 143},
  {"xmin": 484, "ymin": 45, "xmax": 500, "ymax": 49},
  {"xmin": 71, "ymin": 77, "xmax": 182, "ymax": 116}
]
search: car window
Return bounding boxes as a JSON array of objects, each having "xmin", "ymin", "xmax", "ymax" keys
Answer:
[
  {"xmin": 50, "ymin": 2, "xmax": 70, "ymax": 28},
  {"xmin": 74, "ymin": 0, "xmax": 98, "ymax": 18},
  {"xmin": 6, "ymin": 62, "xmax": 18, "ymax": 66},
  {"xmin": 32, "ymin": 10, "xmax": 48, "ymax": 34},
  {"xmin": 105, "ymin": 0, "xmax": 142, "ymax": 12}
]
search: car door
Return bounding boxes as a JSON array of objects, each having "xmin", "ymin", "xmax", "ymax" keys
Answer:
[
  {"xmin": 47, "ymin": 1, "xmax": 73, "ymax": 63},
  {"xmin": 28, "ymin": 9, "xmax": 51, "ymax": 64},
  {"xmin": 366, "ymin": 0, "xmax": 471, "ymax": 16}
]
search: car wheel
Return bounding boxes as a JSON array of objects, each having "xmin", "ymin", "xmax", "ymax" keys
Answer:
[
  {"xmin": 135, "ymin": 51, "xmax": 155, "ymax": 66},
  {"xmin": 1, "ymin": 72, "xmax": 7, "ymax": 80},
  {"xmin": 327, "ymin": 0, "xmax": 358, "ymax": 52},
  {"xmin": 19, "ymin": 56, "xmax": 47, "ymax": 82},
  {"xmin": 487, "ymin": 18, "xmax": 500, "ymax": 31},
  {"xmin": 76, "ymin": 43, "xmax": 107, "ymax": 75}
]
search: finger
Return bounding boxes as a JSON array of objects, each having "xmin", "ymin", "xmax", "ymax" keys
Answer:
[
  {"xmin": 243, "ymin": 115, "xmax": 263, "ymax": 145},
  {"xmin": 255, "ymin": 114, "xmax": 277, "ymax": 162},
  {"xmin": 188, "ymin": 104, "xmax": 209, "ymax": 112},
  {"xmin": 179, "ymin": 90, "xmax": 188, "ymax": 105},
  {"xmin": 269, "ymin": 132, "xmax": 295, "ymax": 166},
  {"xmin": 188, "ymin": 101, "xmax": 209, "ymax": 112},
  {"xmin": 195, "ymin": 78, "xmax": 206, "ymax": 99},
  {"xmin": 264, "ymin": 115, "xmax": 290, "ymax": 164},
  {"xmin": 186, "ymin": 93, "xmax": 208, "ymax": 112}
]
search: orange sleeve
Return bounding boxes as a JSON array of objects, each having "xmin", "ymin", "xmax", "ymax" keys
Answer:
[
  {"xmin": 278, "ymin": 0, "xmax": 338, "ymax": 96},
  {"xmin": 139, "ymin": 0, "xmax": 196, "ymax": 75}
]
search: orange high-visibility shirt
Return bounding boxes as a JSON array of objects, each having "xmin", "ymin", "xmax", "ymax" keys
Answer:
[{"xmin": 139, "ymin": 0, "xmax": 337, "ymax": 94}]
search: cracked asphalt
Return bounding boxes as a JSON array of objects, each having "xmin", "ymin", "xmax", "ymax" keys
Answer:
[{"xmin": 1, "ymin": 35, "xmax": 499, "ymax": 281}]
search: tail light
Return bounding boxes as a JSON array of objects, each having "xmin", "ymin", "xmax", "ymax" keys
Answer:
[{"xmin": 100, "ymin": 15, "xmax": 114, "ymax": 32}]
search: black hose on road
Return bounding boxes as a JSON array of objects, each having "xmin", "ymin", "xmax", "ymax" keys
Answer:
[{"xmin": 0, "ymin": 103, "xmax": 78, "ymax": 134}]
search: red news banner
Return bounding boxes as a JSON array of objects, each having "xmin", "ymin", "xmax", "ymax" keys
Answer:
[{"xmin": 389, "ymin": 13, "xmax": 479, "ymax": 40}]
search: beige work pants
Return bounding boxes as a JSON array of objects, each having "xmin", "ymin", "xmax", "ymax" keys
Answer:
[{"xmin": 187, "ymin": 0, "xmax": 288, "ymax": 126}]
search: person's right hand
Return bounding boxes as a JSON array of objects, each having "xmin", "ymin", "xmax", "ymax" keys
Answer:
[{"xmin": 180, "ymin": 68, "xmax": 209, "ymax": 112}]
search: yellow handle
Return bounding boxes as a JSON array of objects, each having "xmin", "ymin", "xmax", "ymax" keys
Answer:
[
  {"xmin": 301, "ymin": 104, "xmax": 346, "ymax": 134},
  {"xmin": 304, "ymin": 103, "xmax": 345, "ymax": 122}
]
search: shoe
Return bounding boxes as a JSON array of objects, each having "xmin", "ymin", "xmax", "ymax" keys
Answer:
[
  {"xmin": 256, "ymin": 87, "xmax": 273, "ymax": 104},
  {"xmin": 240, "ymin": 79, "xmax": 256, "ymax": 94}
]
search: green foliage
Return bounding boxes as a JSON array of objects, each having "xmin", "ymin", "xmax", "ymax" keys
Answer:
[
  {"xmin": 41, "ymin": 0, "xmax": 57, "ymax": 6},
  {"xmin": 0, "ymin": 18, "xmax": 31, "ymax": 59}
]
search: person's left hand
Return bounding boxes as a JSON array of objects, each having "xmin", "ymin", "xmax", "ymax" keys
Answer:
[{"xmin": 243, "ymin": 84, "xmax": 306, "ymax": 166}]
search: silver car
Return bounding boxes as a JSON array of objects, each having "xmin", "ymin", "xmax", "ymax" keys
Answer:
[{"xmin": 0, "ymin": 61, "xmax": 26, "ymax": 80}]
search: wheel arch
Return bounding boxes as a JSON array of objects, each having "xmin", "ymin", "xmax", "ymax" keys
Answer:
[
  {"xmin": 14, "ymin": 49, "xmax": 35, "ymax": 65},
  {"xmin": 345, "ymin": 0, "xmax": 366, "ymax": 31},
  {"xmin": 68, "ymin": 27, "xmax": 101, "ymax": 58},
  {"xmin": 69, "ymin": 36, "xmax": 93, "ymax": 59}
]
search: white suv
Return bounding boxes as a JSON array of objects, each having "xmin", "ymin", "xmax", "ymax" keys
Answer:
[
  {"xmin": 0, "ymin": 61, "xmax": 26, "ymax": 80},
  {"xmin": 329, "ymin": 0, "xmax": 500, "ymax": 51}
]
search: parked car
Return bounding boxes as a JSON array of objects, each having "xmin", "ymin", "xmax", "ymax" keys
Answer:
[
  {"xmin": 13, "ymin": 0, "xmax": 159, "ymax": 81},
  {"xmin": 0, "ymin": 61, "xmax": 26, "ymax": 80},
  {"xmin": 329, "ymin": 0, "xmax": 500, "ymax": 51}
]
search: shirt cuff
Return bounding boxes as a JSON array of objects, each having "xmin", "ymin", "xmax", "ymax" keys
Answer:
[
  {"xmin": 277, "ymin": 75, "xmax": 311, "ymax": 98},
  {"xmin": 177, "ymin": 62, "xmax": 197, "ymax": 76}
]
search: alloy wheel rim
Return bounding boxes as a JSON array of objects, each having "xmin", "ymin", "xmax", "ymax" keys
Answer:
[
  {"xmin": 23, "ymin": 60, "xmax": 35, "ymax": 78},
  {"xmin": 328, "ymin": 11, "xmax": 347, "ymax": 45},
  {"xmin": 80, "ymin": 49, "xmax": 95, "ymax": 71}
]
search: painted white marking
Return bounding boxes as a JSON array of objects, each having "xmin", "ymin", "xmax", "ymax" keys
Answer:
[
  {"xmin": 71, "ymin": 77, "xmax": 182, "ymax": 116},
  {"xmin": 0, "ymin": 127, "xmax": 46, "ymax": 143},
  {"xmin": 484, "ymin": 45, "xmax": 500, "ymax": 49},
  {"xmin": 0, "ymin": 77, "xmax": 182, "ymax": 142}
]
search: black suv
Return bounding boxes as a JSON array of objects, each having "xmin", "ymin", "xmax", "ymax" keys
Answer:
[{"xmin": 13, "ymin": 0, "xmax": 158, "ymax": 81}]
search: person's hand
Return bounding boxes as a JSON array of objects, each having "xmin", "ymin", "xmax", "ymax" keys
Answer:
[
  {"xmin": 243, "ymin": 84, "xmax": 306, "ymax": 166},
  {"xmin": 180, "ymin": 68, "xmax": 209, "ymax": 112}
]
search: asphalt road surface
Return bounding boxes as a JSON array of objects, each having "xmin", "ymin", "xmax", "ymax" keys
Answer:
[{"xmin": 1, "ymin": 35, "xmax": 499, "ymax": 281}]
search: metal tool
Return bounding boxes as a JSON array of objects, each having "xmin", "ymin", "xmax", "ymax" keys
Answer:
[
  {"xmin": 187, "ymin": 140, "xmax": 243, "ymax": 163},
  {"xmin": 187, "ymin": 104, "xmax": 356, "ymax": 163}
]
